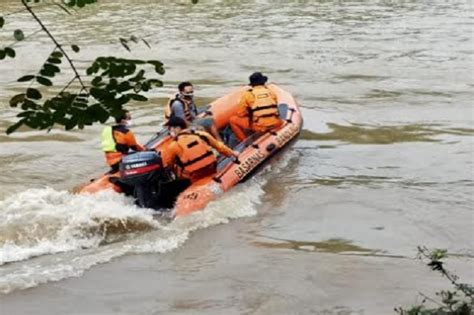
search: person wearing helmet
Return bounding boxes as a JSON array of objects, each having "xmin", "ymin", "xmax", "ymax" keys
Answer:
[
  {"xmin": 161, "ymin": 116, "xmax": 238, "ymax": 182},
  {"xmin": 229, "ymin": 72, "xmax": 283, "ymax": 142}
]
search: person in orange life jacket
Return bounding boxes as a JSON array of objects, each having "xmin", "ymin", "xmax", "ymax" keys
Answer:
[
  {"xmin": 101, "ymin": 110, "xmax": 145, "ymax": 173},
  {"xmin": 164, "ymin": 81, "xmax": 222, "ymax": 141},
  {"xmin": 161, "ymin": 116, "xmax": 238, "ymax": 183},
  {"xmin": 229, "ymin": 72, "xmax": 283, "ymax": 142}
]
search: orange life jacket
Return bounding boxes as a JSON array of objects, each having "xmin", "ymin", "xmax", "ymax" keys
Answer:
[
  {"xmin": 174, "ymin": 130, "xmax": 216, "ymax": 177},
  {"xmin": 248, "ymin": 87, "xmax": 280, "ymax": 127},
  {"xmin": 104, "ymin": 126, "xmax": 141, "ymax": 167},
  {"xmin": 164, "ymin": 94, "xmax": 195, "ymax": 122}
]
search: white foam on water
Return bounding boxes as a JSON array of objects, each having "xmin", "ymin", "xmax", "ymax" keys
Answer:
[
  {"xmin": 0, "ymin": 148, "xmax": 297, "ymax": 294},
  {"xmin": 0, "ymin": 188, "xmax": 160, "ymax": 265}
]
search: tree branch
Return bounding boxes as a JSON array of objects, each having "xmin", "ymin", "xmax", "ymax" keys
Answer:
[
  {"xmin": 58, "ymin": 75, "xmax": 78, "ymax": 95},
  {"xmin": 21, "ymin": 0, "xmax": 89, "ymax": 95},
  {"xmin": 7, "ymin": 29, "xmax": 43, "ymax": 49}
]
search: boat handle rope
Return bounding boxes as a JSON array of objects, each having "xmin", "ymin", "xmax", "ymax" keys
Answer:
[
  {"xmin": 286, "ymin": 108, "xmax": 296, "ymax": 123},
  {"xmin": 213, "ymin": 156, "xmax": 240, "ymax": 183}
]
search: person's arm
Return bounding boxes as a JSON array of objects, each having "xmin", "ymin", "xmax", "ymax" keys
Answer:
[
  {"xmin": 198, "ymin": 131, "xmax": 238, "ymax": 158},
  {"xmin": 161, "ymin": 141, "xmax": 180, "ymax": 168},
  {"xmin": 236, "ymin": 91, "xmax": 252, "ymax": 117},
  {"xmin": 125, "ymin": 131, "xmax": 145, "ymax": 151}
]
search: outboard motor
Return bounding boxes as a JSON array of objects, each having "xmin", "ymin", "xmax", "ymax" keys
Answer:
[{"xmin": 120, "ymin": 151, "xmax": 167, "ymax": 209}]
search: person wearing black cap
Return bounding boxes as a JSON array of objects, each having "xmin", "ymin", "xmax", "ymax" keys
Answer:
[
  {"xmin": 229, "ymin": 72, "xmax": 283, "ymax": 142},
  {"xmin": 162, "ymin": 116, "xmax": 238, "ymax": 182}
]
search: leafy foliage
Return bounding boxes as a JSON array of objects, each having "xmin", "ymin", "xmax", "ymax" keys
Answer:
[
  {"xmin": 7, "ymin": 55, "xmax": 164, "ymax": 133},
  {"xmin": 1, "ymin": 0, "xmax": 198, "ymax": 134},
  {"xmin": 394, "ymin": 247, "xmax": 473, "ymax": 315},
  {"xmin": 13, "ymin": 29, "xmax": 25, "ymax": 41}
]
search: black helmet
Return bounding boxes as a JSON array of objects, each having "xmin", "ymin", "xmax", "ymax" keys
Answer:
[
  {"xmin": 164, "ymin": 116, "xmax": 187, "ymax": 129},
  {"xmin": 249, "ymin": 72, "xmax": 268, "ymax": 86}
]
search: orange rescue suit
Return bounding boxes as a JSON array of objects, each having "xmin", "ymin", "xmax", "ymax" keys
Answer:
[
  {"xmin": 105, "ymin": 125, "xmax": 144, "ymax": 167},
  {"xmin": 230, "ymin": 85, "xmax": 283, "ymax": 141},
  {"xmin": 162, "ymin": 129, "xmax": 234, "ymax": 181}
]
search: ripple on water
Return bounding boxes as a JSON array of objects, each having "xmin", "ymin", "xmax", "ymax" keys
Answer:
[
  {"xmin": 299, "ymin": 123, "xmax": 474, "ymax": 145},
  {"xmin": 253, "ymin": 237, "xmax": 376, "ymax": 255}
]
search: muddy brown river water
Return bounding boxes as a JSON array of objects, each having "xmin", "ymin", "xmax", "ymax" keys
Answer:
[{"xmin": 0, "ymin": 0, "xmax": 473, "ymax": 314}]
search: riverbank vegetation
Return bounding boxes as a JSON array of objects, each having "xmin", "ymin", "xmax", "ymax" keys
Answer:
[{"xmin": 395, "ymin": 247, "xmax": 473, "ymax": 315}]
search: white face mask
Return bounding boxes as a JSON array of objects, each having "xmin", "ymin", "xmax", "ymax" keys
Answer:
[{"xmin": 125, "ymin": 120, "xmax": 133, "ymax": 127}]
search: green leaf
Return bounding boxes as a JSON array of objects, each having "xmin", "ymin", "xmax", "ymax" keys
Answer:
[
  {"xmin": 127, "ymin": 59, "xmax": 146, "ymax": 65},
  {"xmin": 65, "ymin": 118, "xmax": 77, "ymax": 130},
  {"xmin": 86, "ymin": 63, "xmax": 99, "ymax": 75},
  {"xmin": 147, "ymin": 60, "xmax": 163, "ymax": 67},
  {"xmin": 47, "ymin": 57, "xmax": 62, "ymax": 64},
  {"xmin": 91, "ymin": 76, "xmax": 103, "ymax": 86},
  {"xmin": 6, "ymin": 120, "xmax": 24, "ymax": 135},
  {"xmin": 4, "ymin": 47, "xmax": 15, "ymax": 58},
  {"xmin": 36, "ymin": 76, "xmax": 53, "ymax": 86},
  {"xmin": 9, "ymin": 94, "xmax": 26, "ymax": 107},
  {"xmin": 88, "ymin": 104, "xmax": 109, "ymax": 123},
  {"xmin": 147, "ymin": 79, "xmax": 163, "ymax": 87},
  {"xmin": 90, "ymin": 87, "xmax": 111, "ymax": 101},
  {"xmin": 40, "ymin": 69, "xmax": 54, "ymax": 78},
  {"xmin": 0, "ymin": 17, "xmax": 5, "ymax": 29},
  {"xmin": 119, "ymin": 38, "xmax": 130, "ymax": 52},
  {"xmin": 21, "ymin": 99, "xmax": 39, "ymax": 110},
  {"xmin": 133, "ymin": 82, "xmax": 142, "ymax": 93},
  {"xmin": 50, "ymin": 51, "xmax": 63, "ymax": 58},
  {"xmin": 141, "ymin": 82, "xmax": 150, "ymax": 92},
  {"xmin": 40, "ymin": 63, "xmax": 61, "ymax": 77},
  {"xmin": 142, "ymin": 38, "xmax": 151, "ymax": 48},
  {"xmin": 17, "ymin": 75, "xmax": 35, "ymax": 82},
  {"xmin": 64, "ymin": 0, "xmax": 76, "ymax": 7},
  {"xmin": 117, "ymin": 81, "xmax": 132, "ymax": 92},
  {"xmin": 71, "ymin": 44, "xmax": 80, "ymax": 53},
  {"xmin": 18, "ymin": 110, "xmax": 35, "ymax": 118},
  {"xmin": 44, "ymin": 63, "xmax": 60, "ymax": 73},
  {"xmin": 155, "ymin": 65, "xmax": 165, "ymax": 75},
  {"xmin": 26, "ymin": 88, "xmax": 42, "ymax": 100},
  {"xmin": 13, "ymin": 29, "xmax": 25, "ymax": 41}
]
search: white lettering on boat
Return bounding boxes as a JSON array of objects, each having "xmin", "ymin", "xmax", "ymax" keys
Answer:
[
  {"xmin": 275, "ymin": 124, "xmax": 299, "ymax": 146},
  {"xmin": 127, "ymin": 162, "xmax": 148, "ymax": 169},
  {"xmin": 234, "ymin": 150, "xmax": 266, "ymax": 179}
]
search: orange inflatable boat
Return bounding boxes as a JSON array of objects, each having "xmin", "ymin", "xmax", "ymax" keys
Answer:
[{"xmin": 77, "ymin": 84, "xmax": 302, "ymax": 217}]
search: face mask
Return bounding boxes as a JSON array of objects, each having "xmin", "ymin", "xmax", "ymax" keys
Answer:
[
  {"xmin": 125, "ymin": 120, "xmax": 133, "ymax": 127},
  {"xmin": 181, "ymin": 92, "xmax": 194, "ymax": 100}
]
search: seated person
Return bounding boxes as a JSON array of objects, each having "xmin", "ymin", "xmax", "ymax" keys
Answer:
[
  {"xmin": 164, "ymin": 81, "xmax": 222, "ymax": 141},
  {"xmin": 101, "ymin": 110, "xmax": 144, "ymax": 173},
  {"xmin": 161, "ymin": 116, "xmax": 238, "ymax": 183},
  {"xmin": 229, "ymin": 72, "xmax": 283, "ymax": 142}
]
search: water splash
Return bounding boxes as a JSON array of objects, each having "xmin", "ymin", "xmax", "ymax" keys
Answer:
[
  {"xmin": 0, "ymin": 180, "xmax": 266, "ymax": 294},
  {"xmin": 0, "ymin": 188, "xmax": 159, "ymax": 265},
  {"xmin": 0, "ymin": 144, "xmax": 298, "ymax": 294}
]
